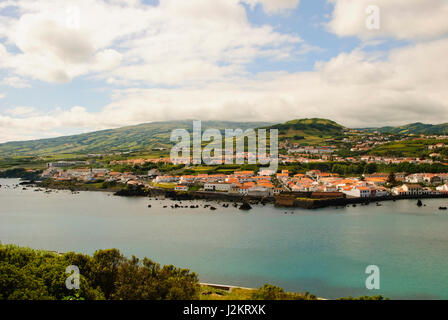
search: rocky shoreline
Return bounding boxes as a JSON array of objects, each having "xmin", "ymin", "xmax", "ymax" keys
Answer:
[{"xmin": 12, "ymin": 179, "xmax": 448, "ymax": 210}]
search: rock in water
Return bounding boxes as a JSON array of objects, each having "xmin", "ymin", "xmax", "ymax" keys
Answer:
[{"xmin": 239, "ymin": 202, "xmax": 252, "ymax": 211}]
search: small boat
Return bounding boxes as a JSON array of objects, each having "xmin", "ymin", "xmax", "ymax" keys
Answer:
[{"xmin": 439, "ymin": 207, "xmax": 447, "ymax": 210}]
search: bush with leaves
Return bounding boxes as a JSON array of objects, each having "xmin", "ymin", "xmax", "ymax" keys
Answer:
[
  {"xmin": 0, "ymin": 244, "xmax": 199, "ymax": 300},
  {"xmin": 251, "ymin": 284, "xmax": 317, "ymax": 300}
]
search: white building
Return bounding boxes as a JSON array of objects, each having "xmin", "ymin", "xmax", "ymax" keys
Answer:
[
  {"xmin": 375, "ymin": 188, "xmax": 390, "ymax": 197},
  {"xmin": 392, "ymin": 184, "xmax": 424, "ymax": 195},
  {"xmin": 204, "ymin": 183, "xmax": 232, "ymax": 192},
  {"xmin": 405, "ymin": 174, "xmax": 424, "ymax": 184},
  {"xmin": 155, "ymin": 176, "xmax": 178, "ymax": 183},
  {"xmin": 247, "ymin": 186, "xmax": 273, "ymax": 197},
  {"xmin": 259, "ymin": 169, "xmax": 276, "ymax": 176},
  {"xmin": 342, "ymin": 186, "xmax": 372, "ymax": 198}
]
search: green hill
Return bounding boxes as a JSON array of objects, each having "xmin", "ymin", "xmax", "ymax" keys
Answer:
[
  {"xmin": 0, "ymin": 120, "xmax": 271, "ymax": 157},
  {"xmin": 0, "ymin": 118, "xmax": 349, "ymax": 158},
  {"xmin": 359, "ymin": 122, "xmax": 448, "ymax": 135},
  {"xmin": 265, "ymin": 118, "xmax": 347, "ymax": 144}
]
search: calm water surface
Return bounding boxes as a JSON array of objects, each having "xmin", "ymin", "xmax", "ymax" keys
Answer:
[{"xmin": 1, "ymin": 178, "xmax": 448, "ymax": 299}]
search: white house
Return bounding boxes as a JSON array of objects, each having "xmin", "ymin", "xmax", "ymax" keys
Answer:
[
  {"xmin": 405, "ymin": 174, "xmax": 424, "ymax": 184},
  {"xmin": 392, "ymin": 184, "xmax": 424, "ymax": 195},
  {"xmin": 155, "ymin": 175, "xmax": 178, "ymax": 183},
  {"xmin": 342, "ymin": 186, "xmax": 372, "ymax": 198},
  {"xmin": 375, "ymin": 188, "xmax": 390, "ymax": 197},
  {"xmin": 259, "ymin": 169, "xmax": 276, "ymax": 176},
  {"xmin": 204, "ymin": 183, "xmax": 232, "ymax": 192},
  {"xmin": 247, "ymin": 186, "xmax": 273, "ymax": 197}
]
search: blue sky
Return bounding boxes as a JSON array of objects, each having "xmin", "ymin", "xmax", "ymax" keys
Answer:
[{"xmin": 0, "ymin": 0, "xmax": 447, "ymax": 142}]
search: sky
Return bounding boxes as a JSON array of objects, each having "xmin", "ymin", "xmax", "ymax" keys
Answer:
[{"xmin": 0, "ymin": 0, "xmax": 447, "ymax": 142}]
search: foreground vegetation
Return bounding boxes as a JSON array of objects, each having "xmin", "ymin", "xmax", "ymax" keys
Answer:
[
  {"xmin": 0, "ymin": 244, "xmax": 198, "ymax": 300},
  {"xmin": 0, "ymin": 244, "xmax": 387, "ymax": 301},
  {"xmin": 199, "ymin": 284, "xmax": 317, "ymax": 300},
  {"xmin": 0, "ymin": 244, "xmax": 318, "ymax": 301}
]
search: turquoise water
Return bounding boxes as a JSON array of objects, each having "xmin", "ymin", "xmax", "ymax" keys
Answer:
[{"xmin": 1, "ymin": 178, "xmax": 448, "ymax": 299}]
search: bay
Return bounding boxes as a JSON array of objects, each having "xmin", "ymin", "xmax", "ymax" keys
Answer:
[{"xmin": 1, "ymin": 178, "xmax": 448, "ymax": 299}]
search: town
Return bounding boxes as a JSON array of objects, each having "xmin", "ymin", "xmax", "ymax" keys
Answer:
[{"xmin": 40, "ymin": 161, "xmax": 448, "ymax": 201}]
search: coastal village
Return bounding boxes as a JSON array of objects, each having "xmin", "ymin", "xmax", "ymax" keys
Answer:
[
  {"xmin": 4, "ymin": 125, "xmax": 446, "ymax": 208},
  {"xmin": 40, "ymin": 161, "xmax": 448, "ymax": 200},
  {"xmin": 36, "ymin": 131, "xmax": 448, "ymax": 201}
]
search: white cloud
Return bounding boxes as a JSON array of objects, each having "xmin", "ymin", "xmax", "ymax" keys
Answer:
[
  {"xmin": 0, "ymin": 0, "xmax": 447, "ymax": 143},
  {"xmin": 244, "ymin": 0, "xmax": 300, "ymax": 14},
  {"xmin": 0, "ymin": 0, "xmax": 305, "ymax": 85},
  {"xmin": 0, "ymin": 93, "xmax": 5, "ymax": 99},
  {"xmin": 327, "ymin": 0, "xmax": 448, "ymax": 40},
  {"xmin": 1, "ymin": 76, "xmax": 31, "ymax": 88},
  {"xmin": 4, "ymin": 106, "xmax": 35, "ymax": 116},
  {"xmin": 1, "ymin": 38, "xmax": 448, "ymax": 142}
]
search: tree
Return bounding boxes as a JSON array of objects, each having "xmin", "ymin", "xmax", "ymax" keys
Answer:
[
  {"xmin": 112, "ymin": 257, "xmax": 199, "ymax": 300},
  {"xmin": 364, "ymin": 163, "xmax": 378, "ymax": 174},
  {"xmin": 251, "ymin": 284, "xmax": 316, "ymax": 300},
  {"xmin": 91, "ymin": 249, "xmax": 125, "ymax": 299},
  {"xmin": 0, "ymin": 263, "xmax": 51, "ymax": 300},
  {"xmin": 387, "ymin": 172, "xmax": 396, "ymax": 185},
  {"xmin": 1, "ymin": 244, "xmax": 198, "ymax": 301}
]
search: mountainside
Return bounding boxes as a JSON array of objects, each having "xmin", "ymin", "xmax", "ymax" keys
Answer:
[
  {"xmin": 265, "ymin": 118, "xmax": 347, "ymax": 144},
  {"xmin": 0, "ymin": 120, "xmax": 272, "ymax": 157},
  {"xmin": 0, "ymin": 118, "xmax": 348, "ymax": 157},
  {"xmin": 359, "ymin": 122, "xmax": 448, "ymax": 135}
]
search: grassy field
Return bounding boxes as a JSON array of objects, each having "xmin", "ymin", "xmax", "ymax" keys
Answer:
[
  {"xmin": 152, "ymin": 182, "xmax": 177, "ymax": 189},
  {"xmin": 369, "ymin": 139, "xmax": 448, "ymax": 157}
]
